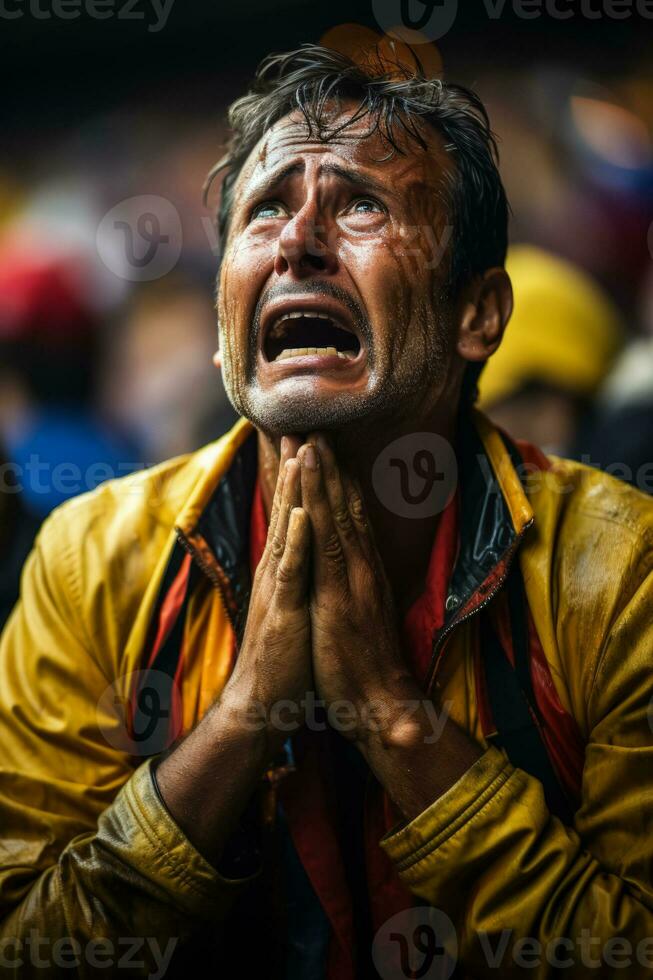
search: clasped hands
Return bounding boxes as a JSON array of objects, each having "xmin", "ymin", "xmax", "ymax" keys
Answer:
[
  {"xmin": 220, "ymin": 431, "xmax": 482, "ymax": 819},
  {"xmin": 224, "ymin": 431, "xmax": 424, "ymax": 758}
]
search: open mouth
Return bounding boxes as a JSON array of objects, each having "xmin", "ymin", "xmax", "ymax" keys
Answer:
[{"xmin": 263, "ymin": 310, "xmax": 362, "ymax": 363}]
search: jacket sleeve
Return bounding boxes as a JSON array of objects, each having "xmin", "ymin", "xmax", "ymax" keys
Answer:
[
  {"xmin": 381, "ymin": 564, "xmax": 653, "ymax": 978},
  {"xmin": 0, "ymin": 509, "xmax": 252, "ymax": 977}
]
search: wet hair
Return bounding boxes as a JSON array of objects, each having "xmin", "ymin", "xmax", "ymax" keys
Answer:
[{"xmin": 206, "ymin": 43, "xmax": 509, "ymax": 396}]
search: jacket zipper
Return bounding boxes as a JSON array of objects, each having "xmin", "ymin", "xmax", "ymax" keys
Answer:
[
  {"xmin": 174, "ymin": 525, "xmax": 239, "ymax": 636},
  {"xmin": 425, "ymin": 518, "xmax": 533, "ymax": 697}
]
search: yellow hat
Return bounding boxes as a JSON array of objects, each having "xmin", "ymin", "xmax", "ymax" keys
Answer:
[{"xmin": 478, "ymin": 245, "xmax": 623, "ymax": 409}]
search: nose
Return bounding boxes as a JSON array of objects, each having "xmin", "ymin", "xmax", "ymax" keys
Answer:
[{"xmin": 274, "ymin": 201, "xmax": 338, "ymax": 279}]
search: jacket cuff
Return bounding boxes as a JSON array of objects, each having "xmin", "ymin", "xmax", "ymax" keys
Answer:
[
  {"xmin": 101, "ymin": 757, "xmax": 258, "ymax": 919},
  {"xmin": 380, "ymin": 744, "xmax": 515, "ymax": 878}
]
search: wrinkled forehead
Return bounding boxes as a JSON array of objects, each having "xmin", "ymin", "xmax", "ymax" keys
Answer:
[{"xmin": 233, "ymin": 102, "xmax": 454, "ymax": 207}]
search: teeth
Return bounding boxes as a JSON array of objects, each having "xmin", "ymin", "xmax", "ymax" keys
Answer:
[
  {"xmin": 271, "ymin": 310, "xmax": 341, "ymax": 332},
  {"xmin": 275, "ymin": 347, "xmax": 357, "ymax": 362}
]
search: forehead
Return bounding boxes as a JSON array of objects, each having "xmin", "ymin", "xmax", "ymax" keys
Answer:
[{"xmin": 233, "ymin": 101, "xmax": 453, "ymax": 204}]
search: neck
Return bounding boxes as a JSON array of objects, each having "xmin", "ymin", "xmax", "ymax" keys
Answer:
[{"xmin": 257, "ymin": 405, "xmax": 461, "ymax": 615}]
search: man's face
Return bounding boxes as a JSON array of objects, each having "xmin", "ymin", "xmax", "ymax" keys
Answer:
[{"xmin": 217, "ymin": 101, "xmax": 461, "ymax": 436}]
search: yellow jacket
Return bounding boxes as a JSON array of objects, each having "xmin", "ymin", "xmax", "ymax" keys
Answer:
[{"xmin": 1, "ymin": 412, "xmax": 652, "ymax": 978}]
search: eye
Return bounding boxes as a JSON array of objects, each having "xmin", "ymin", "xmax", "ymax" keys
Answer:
[
  {"xmin": 251, "ymin": 201, "xmax": 289, "ymax": 221},
  {"xmin": 348, "ymin": 196, "xmax": 385, "ymax": 215}
]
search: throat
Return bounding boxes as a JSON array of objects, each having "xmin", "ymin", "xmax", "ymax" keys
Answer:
[{"xmin": 374, "ymin": 512, "xmax": 442, "ymax": 617}]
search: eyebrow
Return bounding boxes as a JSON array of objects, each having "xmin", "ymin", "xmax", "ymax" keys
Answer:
[{"xmin": 242, "ymin": 159, "xmax": 393, "ymax": 203}]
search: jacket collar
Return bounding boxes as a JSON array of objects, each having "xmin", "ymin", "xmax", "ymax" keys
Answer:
[
  {"xmin": 446, "ymin": 409, "xmax": 533, "ymax": 613},
  {"xmin": 173, "ymin": 416, "xmax": 255, "ymax": 536}
]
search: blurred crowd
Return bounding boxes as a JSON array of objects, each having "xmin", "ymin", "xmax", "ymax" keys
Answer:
[{"xmin": 0, "ymin": 51, "xmax": 651, "ymax": 625}]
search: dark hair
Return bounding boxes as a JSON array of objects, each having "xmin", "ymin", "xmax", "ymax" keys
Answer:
[{"xmin": 206, "ymin": 43, "xmax": 509, "ymax": 399}]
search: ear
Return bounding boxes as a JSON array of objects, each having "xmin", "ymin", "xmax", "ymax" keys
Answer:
[
  {"xmin": 212, "ymin": 349, "xmax": 222, "ymax": 370},
  {"xmin": 456, "ymin": 267, "xmax": 513, "ymax": 364}
]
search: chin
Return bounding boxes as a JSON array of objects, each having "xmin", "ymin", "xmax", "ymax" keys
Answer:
[{"xmin": 238, "ymin": 385, "xmax": 380, "ymax": 437}]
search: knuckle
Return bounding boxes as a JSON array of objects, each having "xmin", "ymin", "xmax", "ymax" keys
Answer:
[
  {"xmin": 333, "ymin": 505, "xmax": 353, "ymax": 534},
  {"xmin": 323, "ymin": 532, "xmax": 343, "ymax": 563},
  {"xmin": 276, "ymin": 559, "xmax": 295, "ymax": 585},
  {"xmin": 349, "ymin": 496, "xmax": 366, "ymax": 526},
  {"xmin": 269, "ymin": 536, "xmax": 284, "ymax": 561}
]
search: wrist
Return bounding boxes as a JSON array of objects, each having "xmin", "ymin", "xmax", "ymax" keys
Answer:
[
  {"xmin": 350, "ymin": 673, "xmax": 426, "ymax": 752},
  {"xmin": 218, "ymin": 677, "xmax": 293, "ymax": 762}
]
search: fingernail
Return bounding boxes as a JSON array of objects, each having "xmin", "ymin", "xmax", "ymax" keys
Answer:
[
  {"xmin": 316, "ymin": 433, "xmax": 329, "ymax": 453},
  {"xmin": 280, "ymin": 435, "xmax": 289, "ymax": 457},
  {"xmin": 303, "ymin": 444, "xmax": 318, "ymax": 470}
]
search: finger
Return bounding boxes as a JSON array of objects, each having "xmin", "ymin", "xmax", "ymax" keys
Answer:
[
  {"xmin": 266, "ymin": 460, "xmax": 287, "ymax": 544},
  {"xmin": 275, "ymin": 506, "xmax": 310, "ymax": 606},
  {"xmin": 268, "ymin": 458, "xmax": 301, "ymax": 566},
  {"xmin": 340, "ymin": 471, "xmax": 375, "ymax": 564},
  {"xmin": 309, "ymin": 432, "xmax": 360, "ymax": 562},
  {"xmin": 267, "ymin": 436, "xmax": 299, "ymax": 540},
  {"xmin": 299, "ymin": 441, "xmax": 348, "ymax": 594},
  {"xmin": 341, "ymin": 470, "xmax": 392, "ymax": 597}
]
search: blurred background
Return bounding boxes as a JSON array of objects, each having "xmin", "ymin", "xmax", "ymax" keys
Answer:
[{"xmin": 0, "ymin": 0, "xmax": 651, "ymax": 619}]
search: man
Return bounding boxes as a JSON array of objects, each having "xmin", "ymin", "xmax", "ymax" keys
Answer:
[{"xmin": 1, "ymin": 42, "xmax": 652, "ymax": 979}]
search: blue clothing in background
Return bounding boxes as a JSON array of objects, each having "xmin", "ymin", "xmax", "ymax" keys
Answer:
[{"xmin": 5, "ymin": 409, "xmax": 140, "ymax": 518}]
